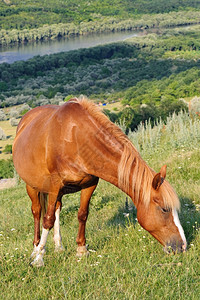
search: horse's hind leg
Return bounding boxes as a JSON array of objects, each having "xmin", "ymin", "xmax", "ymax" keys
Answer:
[
  {"xmin": 76, "ymin": 178, "xmax": 99, "ymax": 258},
  {"xmin": 54, "ymin": 198, "xmax": 64, "ymax": 252},
  {"xmin": 30, "ymin": 190, "xmax": 59, "ymax": 266},
  {"xmin": 26, "ymin": 184, "xmax": 41, "ymax": 248},
  {"xmin": 26, "ymin": 184, "xmax": 50, "ymax": 267},
  {"xmin": 26, "ymin": 185, "xmax": 45, "ymax": 266}
]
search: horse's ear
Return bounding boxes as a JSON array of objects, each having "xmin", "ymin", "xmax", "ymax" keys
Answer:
[
  {"xmin": 160, "ymin": 164, "xmax": 167, "ymax": 179},
  {"xmin": 152, "ymin": 165, "xmax": 167, "ymax": 190}
]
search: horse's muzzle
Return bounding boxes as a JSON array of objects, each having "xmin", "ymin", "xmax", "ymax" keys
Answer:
[{"xmin": 164, "ymin": 240, "xmax": 187, "ymax": 254}]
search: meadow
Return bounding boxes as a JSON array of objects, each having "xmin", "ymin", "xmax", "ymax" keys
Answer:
[{"xmin": 0, "ymin": 112, "xmax": 199, "ymax": 299}]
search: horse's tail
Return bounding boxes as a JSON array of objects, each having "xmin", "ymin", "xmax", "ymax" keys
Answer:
[{"xmin": 39, "ymin": 192, "xmax": 48, "ymax": 220}]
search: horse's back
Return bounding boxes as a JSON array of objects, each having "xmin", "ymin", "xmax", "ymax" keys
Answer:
[{"xmin": 16, "ymin": 105, "xmax": 58, "ymax": 135}]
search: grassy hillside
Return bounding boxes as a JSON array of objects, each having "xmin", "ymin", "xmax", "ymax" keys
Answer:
[{"xmin": 0, "ymin": 112, "xmax": 199, "ymax": 299}]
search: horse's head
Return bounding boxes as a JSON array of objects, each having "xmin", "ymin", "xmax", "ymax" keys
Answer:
[{"xmin": 137, "ymin": 165, "xmax": 187, "ymax": 253}]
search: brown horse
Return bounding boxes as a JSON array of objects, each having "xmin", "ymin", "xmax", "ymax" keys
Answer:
[{"xmin": 13, "ymin": 98, "xmax": 186, "ymax": 266}]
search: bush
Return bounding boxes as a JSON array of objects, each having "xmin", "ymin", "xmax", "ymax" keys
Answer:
[
  {"xmin": 10, "ymin": 118, "xmax": 19, "ymax": 126},
  {"xmin": 64, "ymin": 95, "xmax": 75, "ymax": 102},
  {"xmin": 3, "ymin": 144, "xmax": 12, "ymax": 154},
  {"xmin": 0, "ymin": 109, "xmax": 6, "ymax": 121},
  {"xmin": 189, "ymin": 96, "xmax": 200, "ymax": 117},
  {"xmin": 0, "ymin": 159, "xmax": 14, "ymax": 179},
  {"xmin": 116, "ymin": 99, "xmax": 188, "ymax": 132},
  {"xmin": 18, "ymin": 103, "xmax": 30, "ymax": 115},
  {"xmin": 0, "ymin": 127, "xmax": 6, "ymax": 140},
  {"xmin": 9, "ymin": 109, "xmax": 19, "ymax": 118}
]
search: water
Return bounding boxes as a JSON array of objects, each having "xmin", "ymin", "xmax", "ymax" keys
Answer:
[{"xmin": 0, "ymin": 30, "xmax": 142, "ymax": 64}]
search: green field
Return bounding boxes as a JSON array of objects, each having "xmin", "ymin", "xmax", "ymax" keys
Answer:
[{"xmin": 0, "ymin": 112, "xmax": 199, "ymax": 299}]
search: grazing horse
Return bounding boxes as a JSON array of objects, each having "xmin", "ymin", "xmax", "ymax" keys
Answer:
[{"xmin": 13, "ymin": 98, "xmax": 187, "ymax": 266}]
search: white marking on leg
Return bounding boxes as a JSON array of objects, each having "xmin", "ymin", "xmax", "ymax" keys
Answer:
[
  {"xmin": 39, "ymin": 227, "xmax": 49, "ymax": 248},
  {"xmin": 54, "ymin": 207, "xmax": 64, "ymax": 251},
  {"xmin": 172, "ymin": 209, "xmax": 187, "ymax": 250},
  {"xmin": 76, "ymin": 245, "xmax": 89, "ymax": 258},
  {"xmin": 30, "ymin": 227, "xmax": 49, "ymax": 267}
]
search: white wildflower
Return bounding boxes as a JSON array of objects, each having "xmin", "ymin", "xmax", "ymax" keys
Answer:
[{"xmin": 123, "ymin": 213, "xmax": 129, "ymax": 217}]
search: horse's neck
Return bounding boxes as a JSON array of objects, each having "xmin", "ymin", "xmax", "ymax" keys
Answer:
[
  {"xmin": 87, "ymin": 137, "xmax": 151, "ymax": 208},
  {"xmin": 84, "ymin": 136, "xmax": 136, "ymax": 200},
  {"xmin": 85, "ymin": 141, "xmax": 122, "ymax": 189}
]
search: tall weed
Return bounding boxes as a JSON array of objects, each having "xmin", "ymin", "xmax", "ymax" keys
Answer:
[{"xmin": 128, "ymin": 111, "xmax": 200, "ymax": 156}]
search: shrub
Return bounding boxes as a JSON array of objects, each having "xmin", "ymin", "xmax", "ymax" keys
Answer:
[
  {"xmin": 0, "ymin": 127, "xmax": 6, "ymax": 140},
  {"xmin": 64, "ymin": 95, "xmax": 74, "ymax": 101},
  {"xmin": 0, "ymin": 158, "xmax": 14, "ymax": 178},
  {"xmin": 0, "ymin": 109, "xmax": 6, "ymax": 121},
  {"xmin": 189, "ymin": 96, "xmax": 200, "ymax": 117},
  {"xmin": 3, "ymin": 144, "xmax": 12, "ymax": 154},
  {"xmin": 9, "ymin": 109, "xmax": 19, "ymax": 118},
  {"xmin": 10, "ymin": 118, "xmax": 19, "ymax": 126},
  {"xmin": 18, "ymin": 103, "xmax": 30, "ymax": 115}
]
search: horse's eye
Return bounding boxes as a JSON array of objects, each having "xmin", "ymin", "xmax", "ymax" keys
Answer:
[{"xmin": 161, "ymin": 207, "xmax": 171, "ymax": 213}]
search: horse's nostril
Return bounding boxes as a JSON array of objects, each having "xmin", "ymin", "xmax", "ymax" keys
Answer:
[
  {"xmin": 182, "ymin": 243, "xmax": 187, "ymax": 252},
  {"xmin": 164, "ymin": 240, "xmax": 186, "ymax": 254}
]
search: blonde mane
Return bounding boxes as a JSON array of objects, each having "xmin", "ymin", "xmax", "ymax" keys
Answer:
[{"xmin": 75, "ymin": 97, "xmax": 180, "ymax": 210}]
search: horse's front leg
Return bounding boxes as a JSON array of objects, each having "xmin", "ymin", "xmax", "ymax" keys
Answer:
[
  {"xmin": 76, "ymin": 179, "xmax": 99, "ymax": 258},
  {"xmin": 53, "ymin": 199, "xmax": 64, "ymax": 252}
]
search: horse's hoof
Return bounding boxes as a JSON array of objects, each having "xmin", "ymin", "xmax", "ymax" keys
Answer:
[
  {"xmin": 30, "ymin": 245, "xmax": 39, "ymax": 259},
  {"xmin": 30, "ymin": 256, "xmax": 44, "ymax": 267},
  {"xmin": 29, "ymin": 247, "xmax": 45, "ymax": 267},
  {"xmin": 55, "ymin": 244, "xmax": 64, "ymax": 252},
  {"xmin": 76, "ymin": 245, "xmax": 89, "ymax": 258}
]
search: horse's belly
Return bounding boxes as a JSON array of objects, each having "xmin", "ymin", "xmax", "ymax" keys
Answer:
[{"xmin": 13, "ymin": 138, "xmax": 52, "ymax": 191}]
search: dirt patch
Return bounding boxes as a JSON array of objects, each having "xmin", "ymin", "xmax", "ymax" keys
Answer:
[{"xmin": 0, "ymin": 178, "xmax": 16, "ymax": 190}]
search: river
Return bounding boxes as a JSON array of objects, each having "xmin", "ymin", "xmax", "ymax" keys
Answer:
[{"xmin": 0, "ymin": 30, "xmax": 143, "ymax": 64}]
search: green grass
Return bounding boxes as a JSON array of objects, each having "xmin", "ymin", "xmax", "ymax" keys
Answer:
[{"xmin": 0, "ymin": 113, "xmax": 199, "ymax": 299}]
